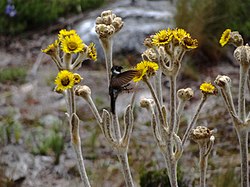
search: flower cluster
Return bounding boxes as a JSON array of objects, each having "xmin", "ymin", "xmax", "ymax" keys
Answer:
[
  {"xmin": 95, "ymin": 10, "xmax": 124, "ymax": 38},
  {"xmin": 42, "ymin": 29, "xmax": 97, "ymax": 91},
  {"xmin": 42, "ymin": 29, "xmax": 97, "ymax": 66},
  {"xmin": 152, "ymin": 28, "xmax": 198, "ymax": 49}
]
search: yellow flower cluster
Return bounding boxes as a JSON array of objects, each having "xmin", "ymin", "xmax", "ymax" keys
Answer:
[
  {"xmin": 152, "ymin": 28, "xmax": 198, "ymax": 49},
  {"xmin": 133, "ymin": 61, "xmax": 159, "ymax": 82},
  {"xmin": 42, "ymin": 29, "xmax": 97, "ymax": 58}
]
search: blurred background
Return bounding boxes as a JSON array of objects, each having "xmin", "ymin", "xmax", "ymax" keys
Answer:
[{"xmin": 0, "ymin": 0, "xmax": 249, "ymax": 186}]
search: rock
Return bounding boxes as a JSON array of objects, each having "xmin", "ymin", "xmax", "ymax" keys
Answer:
[{"xmin": 75, "ymin": 0, "xmax": 175, "ymax": 59}]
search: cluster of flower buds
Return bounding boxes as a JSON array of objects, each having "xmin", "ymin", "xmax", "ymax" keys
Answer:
[
  {"xmin": 190, "ymin": 126, "xmax": 214, "ymax": 144},
  {"xmin": 95, "ymin": 10, "xmax": 124, "ymax": 38}
]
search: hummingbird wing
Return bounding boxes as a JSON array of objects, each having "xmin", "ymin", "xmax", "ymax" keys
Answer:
[{"xmin": 110, "ymin": 70, "xmax": 139, "ymax": 88}]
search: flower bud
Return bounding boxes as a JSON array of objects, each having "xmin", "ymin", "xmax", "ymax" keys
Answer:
[
  {"xmin": 101, "ymin": 10, "xmax": 112, "ymax": 18},
  {"xmin": 190, "ymin": 126, "xmax": 213, "ymax": 144},
  {"xmin": 112, "ymin": 17, "xmax": 123, "ymax": 32},
  {"xmin": 142, "ymin": 48, "xmax": 157, "ymax": 62},
  {"xmin": 75, "ymin": 85, "xmax": 91, "ymax": 99},
  {"xmin": 140, "ymin": 98, "xmax": 155, "ymax": 109},
  {"xmin": 214, "ymin": 75, "xmax": 231, "ymax": 87},
  {"xmin": 95, "ymin": 24, "xmax": 115, "ymax": 38},
  {"xmin": 177, "ymin": 88, "xmax": 194, "ymax": 101},
  {"xmin": 230, "ymin": 31, "xmax": 243, "ymax": 47},
  {"xmin": 143, "ymin": 36, "xmax": 154, "ymax": 48},
  {"xmin": 233, "ymin": 44, "xmax": 250, "ymax": 67}
]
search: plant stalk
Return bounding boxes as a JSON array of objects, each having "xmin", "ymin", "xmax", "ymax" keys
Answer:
[
  {"xmin": 118, "ymin": 153, "xmax": 135, "ymax": 187},
  {"xmin": 99, "ymin": 38, "xmax": 113, "ymax": 82},
  {"xmin": 68, "ymin": 89, "xmax": 91, "ymax": 187},
  {"xmin": 237, "ymin": 129, "xmax": 249, "ymax": 187},
  {"xmin": 199, "ymin": 144, "xmax": 208, "ymax": 187}
]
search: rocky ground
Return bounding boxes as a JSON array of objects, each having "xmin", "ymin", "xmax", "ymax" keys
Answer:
[{"xmin": 0, "ymin": 0, "xmax": 249, "ymax": 187}]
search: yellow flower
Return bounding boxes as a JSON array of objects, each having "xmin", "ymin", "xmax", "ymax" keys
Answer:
[
  {"xmin": 61, "ymin": 34, "xmax": 84, "ymax": 54},
  {"xmin": 181, "ymin": 36, "xmax": 198, "ymax": 49},
  {"xmin": 200, "ymin": 82, "xmax": 216, "ymax": 95},
  {"xmin": 55, "ymin": 70, "xmax": 75, "ymax": 91},
  {"xmin": 133, "ymin": 61, "xmax": 159, "ymax": 82},
  {"xmin": 41, "ymin": 40, "xmax": 59, "ymax": 55},
  {"xmin": 87, "ymin": 42, "xmax": 97, "ymax": 61},
  {"xmin": 219, "ymin": 29, "xmax": 231, "ymax": 47},
  {"xmin": 152, "ymin": 29, "xmax": 173, "ymax": 46},
  {"xmin": 173, "ymin": 28, "xmax": 190, "ymax": 42},
  {"xmin": 58, "ymin": 29, "xmax": 77, "ymax": 41}
]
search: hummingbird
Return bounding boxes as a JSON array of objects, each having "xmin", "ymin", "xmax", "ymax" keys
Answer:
[{"xmin": 109, "ymin": 66, "xmax": 139, "ymax": 114}]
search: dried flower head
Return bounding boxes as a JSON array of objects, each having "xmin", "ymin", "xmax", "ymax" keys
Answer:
[
  {"xmin": 55, "ymin": 70, "xmax": 75, "ymax": 91},
  {"xmin": 95, "ymin": 10, "xmax": 123, "ymax": 38},
  {"xmin": 61, "ymin": 34, "xmax": 85, "ymax": 54},
  {"xmin": 152, "ymin": 29, "xmax": 173, "ymax": 46},
  {"xmin": 233, "ymin": 45, "xmax": 250, "ymax": 66},
  {"xmin": 190, "ymin": 126, "xmax": 213, "ymax": 143},
  {"xmin": 214, "ymin": 75, "xmax": 231, "ymax": 87},
  {"xmin": 177, "ymin": 88, "xmax": 194, "ymax": 101},
  {"xmin": 142, "ymin": 48, "xmax": 158, "ymax": 62},
  {"xmin": 140, "ymin": 98, "xmax": 155, "ymax": 109},
  {"xmin": 75, "ymin": 85, "xmax": 92, "ymax": 99},
  {"xmin": 200, "ymin": 82, "xmax": 216, "ymax": 95},
  {"xmin": 133, "ymin": 61, "xmax": 159, "ymax": 82},
  {"xmin": 219, "ymin": 29, "xmax": 231, "ymax": 47}
]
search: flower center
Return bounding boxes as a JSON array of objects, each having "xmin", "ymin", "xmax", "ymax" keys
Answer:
[
  {"xmin": 61, "ymin": 77, "xmax": 70, "ymax": 86},
  {"xmin": 68, "ymin": 42, "xmax": 77, "ymax": 51}
]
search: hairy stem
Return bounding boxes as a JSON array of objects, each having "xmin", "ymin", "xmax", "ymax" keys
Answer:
[
  {"xmin": 144, "ymin": 77, "xmax": 165, "ymax": 126},
  {"xmin": 238, "ymin": 66, "xmax": 248, "ymax": 120},
  {"xmin": 155, "ymin": 68, "xmax": 163, "ymax": 105},
  {"xmin": 169, "ymin": 75, "xmax": 177, "ymax": 134},
  {"xmin": 118, "ymin": 153, "xmax": 135, "ymax": 187},
  {"xmin": 68, "ymin": 89, "xmax": 91, "ymax": 186},
  {"xmin": 99, "ymin": 38, "xmax": 113, "ymax": 82},
  {"xmin": 111, "ymin": 113, "xmax": 122, "ymax": 142},
  {"xmin": 237, "ymin": 129, "xmax": 249, "ymax": 187},
  {"xmin": 199, "ymin": 144, "xmax": 208, "ymax": 187},
  {"xmin": 72, "ymin": 140, "xmax": 91, "ymax": 187}
]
